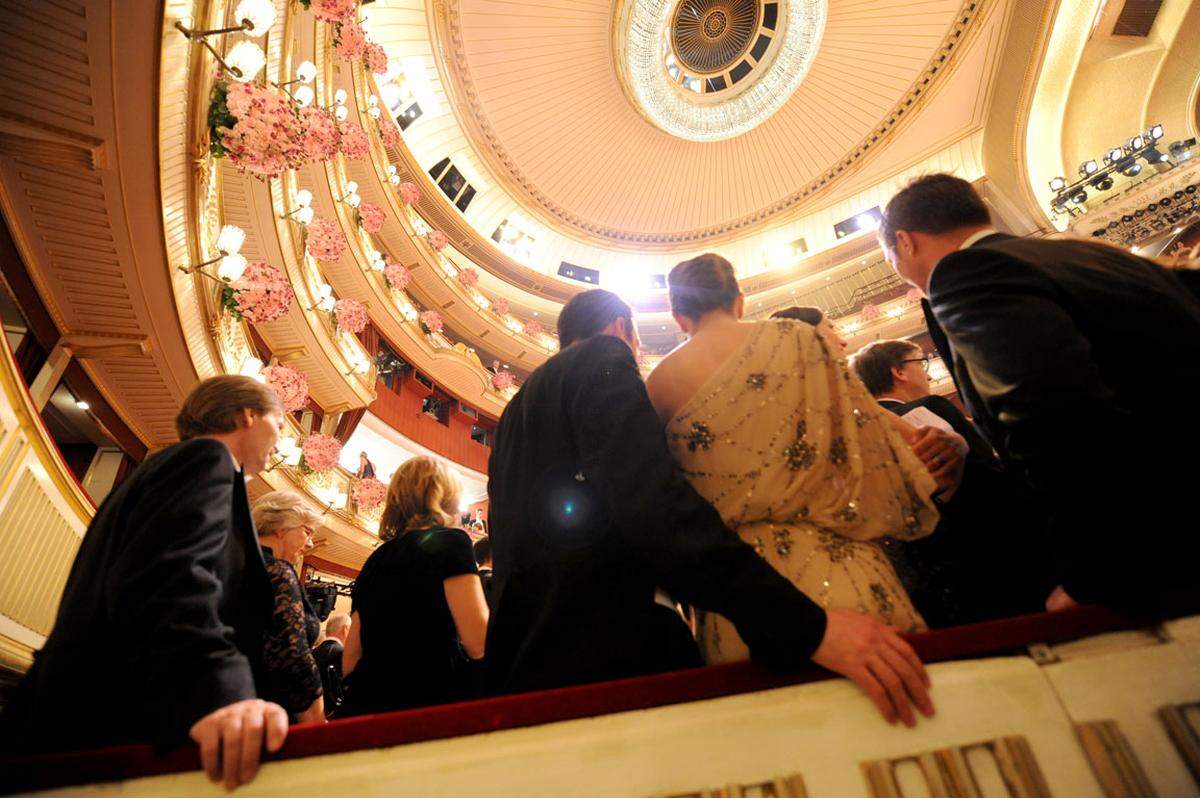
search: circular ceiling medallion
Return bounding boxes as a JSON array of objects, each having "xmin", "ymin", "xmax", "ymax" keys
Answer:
[
  {"xmin": 671, "ymin": 0, "xmax": 759, "ymax": 73},
  {"xmin": 615, "ymin": 0, "xmax": 827, "ymax": 142}
]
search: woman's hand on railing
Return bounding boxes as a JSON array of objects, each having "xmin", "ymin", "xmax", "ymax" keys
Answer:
[
  {"xmin": 189, "ymin": 698, "xmax": 289, "ymax": 791},
  {"xmin": 811, "ymin": 609, "xmax": 936, "ymax": 728}
]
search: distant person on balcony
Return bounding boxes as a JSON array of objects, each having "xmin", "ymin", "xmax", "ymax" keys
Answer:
[
  {"xmin": 0, "ymin": 376, "xmax": 288, "ymax": 791},
  {"xmin": 851, "ymin": 340, "xmax": 1052, "ymax": 626},
  {"xmin": 487, "ymin": 288, "xmax": 936, "ymax": 728},
  {"xmin": 340, "ymin": 457, "xmax": 489, "ymax": 715},
  {"xmin": 769, "ymin": 305, "xmax": 849, "ymax": 354},
  {"xmin": 251, "ymin": 491, "xmax": 325, "ymax": 725},
  {"xmin": 879, "ymin": 173, "xmax": 1200, "ymax": 615},
  {"xmin": 313, "ymin": 614, "xmax": 351, "ymax": 718},
  {"xmin": 355, "ymin": 451, "xmax": 376, "ymax": 481}
]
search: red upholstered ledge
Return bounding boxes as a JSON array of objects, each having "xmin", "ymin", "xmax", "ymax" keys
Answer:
[{"xmin": 0, "ymin": 605, "xmax": 1144, "ymax": 793}]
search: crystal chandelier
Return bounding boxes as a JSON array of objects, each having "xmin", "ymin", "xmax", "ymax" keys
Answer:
[{"xmin": 615, "ymin": 0, "xmax": 826, "ymax": 141}]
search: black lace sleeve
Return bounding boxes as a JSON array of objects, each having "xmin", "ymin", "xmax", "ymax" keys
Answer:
[{"xmin": 262, "ymin": 559, "xmax": 323, "ymax": 714}]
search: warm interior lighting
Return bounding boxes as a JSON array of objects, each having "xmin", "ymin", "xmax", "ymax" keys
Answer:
[
  {"xmin": 225, "ymin": 41, "xmax": 266, "ymax": 83},
  {"xmin": 401, "ymin": 57, "xmax": 442, "ymax": 117}
]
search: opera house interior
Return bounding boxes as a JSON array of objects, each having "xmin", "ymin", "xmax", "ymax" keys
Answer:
[{"xmin": 1, "ymin": 0, "xmax": 1200, "ymax": 794}]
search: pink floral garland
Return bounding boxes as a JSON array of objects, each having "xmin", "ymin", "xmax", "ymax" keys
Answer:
[
  {"xmin": 458, "ymin": 268, "xmax": 479, "ymax": 287},
  {"xmin": 364, "ymin": 42, "xmax": 388, "ymax": 75},
  {"xmin": 419, "ymin": 310, "xmax": 443, "ymax": 334},
  {"xmin": 228, "ymin": 262, "xmax": 295, "ymax": 324},
  {"xmin": 301, "ymin": 433, "xmax": 342, "ymax": 473},
  {"xmin": 339, "ymin": 122, "xmax": 370, "ymax": 160},
  {"xmin": 333, "ymin": 298, "xmax": 368, "ymax": 333},
  {"xmin": 306, "ymin": 218, "xmax": 347, "ymax": 261},
  {"xmin": 398, "ymin": 182, "xmax": 420, "ymax": 204},
  {"xmin": 523, "ymin": 320, "xmax": 543, "ymax": 336},
  {"xmin": 860, "ymin": 303, "xmax": 881, "ymax": 322},
  {"xmin": 492, "ymin": 297, "xmax": 510, "ymax": 316},
  {"xmin": 263, "ymin": 364, "xmax": 309, "ymax": 412},
  {"xmin": 219, "ymin": 82, "xmax": 306, "ymax": 180},
  {"xmin": 491, "ymin": 370, "xmax": 514, "ymax": 391},
  {"xmin": 358, "ymin": 202, "xmax": 386, "ymax": 234},
  {"xmin": 384, "ymin": 261, "xmax": 411, "ymax": 290},
  {"xmin": 352, "ymin": 476, "xmax": 387, "ymax": 510},
  {"xmin": 379, "ymin": 117, "xmax": 401, "ymax": 149},
  {"xmin": 300, "ymin": 106, "xmax": 340, "ymax": 162},
  {"xmin": 426, "ymin": 230, "xmax": 449, "ymax": 251},
  {"xmin": 310, "ymin": 0, "xmax": 357, "ymax": 24},
  {"xmin": 334, "ymin": 21, "xmax": 367, "ymax": 62}
]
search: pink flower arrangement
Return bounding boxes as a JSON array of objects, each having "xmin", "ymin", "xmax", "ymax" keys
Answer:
[
  {"xmin": 218, "ymin": 82, "xmax": 306, "ymax": 179},
  {"xmin": 384, "ymin": 261, "xmax": 411, "ymax": 290},
  {"xmin": 379, "ymin": 118, "xmax": 401, "ymax": 148},
  {"xmin": 523, "ymin": 320, "xmax": 543, "ymax": 336},
  {"xmin": 227, "ymin": 262, "xmax": 295, "ymax": 324},
  {"xmin": 300, "ymin": 433, "xmax": 342, "ymax": 473},
  {"xmin": 310, "ymin": 0, "xmax": 357, "ymax": 24},
  {"xmin": 419, "ymin": 310, "xmax": 443, "ymax": 334},
  {"xmin": 398, "ymin": 182, "xmax": 420, "ymax": 205},
  {"xmin": 306, "ymin": 218, "xmax": 347, "ymax": 261},
  {"xmin": 335, "ymin": 21, "xmax": 367, "ymax": 62},
  {"xmin": 860, "ymin": 303, "xmax": 881, "ymax": 322},
  {"xmin": 300, "ymin": 106, "xmax": 340, "ymax": 162},
  {"xmin": 357, "ymin": 202, "xmax": 386, "ymax": 233},
  {"xmin": 491, "ymin": 370, "xmax": 514, "ymax": 391},
  {"xmin": 339, "ymin": 122, "xmax": 370, "ymax": 160},
  {"xmin": 426, "ymin": 230, "xmax": 449, "ymax": 251},
  {"xmin": 263, "ymin": 364, "xmax": 309, "ymax": 412},
  {"xmin": 364, "ymin": 42, "xmax": 389, "ymax": 75},
  {"xmin": 333, "ymin": 298, "xmax": 369, "ymax": 333},
  {"xmin": 492, "ymin": 297, "xmax": 510, "ymax": 316},
  {"xmin": 458, "ymin": 268, "xmax": 479, "ymax": 287},
  {"xmin": 352, "ymin": 476, "xmax": 387, "ymax": 510}
]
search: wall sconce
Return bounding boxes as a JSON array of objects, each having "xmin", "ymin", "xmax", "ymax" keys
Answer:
[
  {"xmin": 367, "ymin": 249, "xmax": 386, "ymax": 272},
  {"xmin": 178, "ymin": 224, "xmax": 247, "ymax": 282},
  {"xmin": 338, "ymin": 181, "xmax": 361, "ymax": 207},
  {"xmin": 281, "ymin": 188, "xmax": 315, "ymax": 224},
  {"xmin": 367, "ymin": 95, "xmax": 382, "ymax": 119},
  {"xmin": 333, "ymin": 88, "xmax": 349, "ymax": 122},
  {"xmin": 386, "ymin": 164, "xmax": 400, "ymax": 186},
  {"xmin": 174, "ymin": 1, "xmax": 275, "ymax": 82},
  {"xmin": 309, "ymin": 283, "xmax": 336, "ymax": 313}
]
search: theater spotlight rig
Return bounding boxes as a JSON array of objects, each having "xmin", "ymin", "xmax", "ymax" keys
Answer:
[{"xmin": 1046, "ymin": 124, "xmax": 1179, "ymax": 217}]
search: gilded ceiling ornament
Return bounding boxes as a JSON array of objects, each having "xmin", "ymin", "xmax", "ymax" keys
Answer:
[{"xmin": 614, "ymin": 0, "xmax": 826, "ymax": 141}]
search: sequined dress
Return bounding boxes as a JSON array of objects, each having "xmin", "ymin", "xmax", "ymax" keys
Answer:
[{"xmin": 664, "ymin": 321, "xmax": 939, "ymax": 664}]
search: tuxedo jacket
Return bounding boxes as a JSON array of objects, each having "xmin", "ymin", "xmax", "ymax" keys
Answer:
[
  {"xmin": 485, "ymin": 334, "xmax": 827, "ymax": 694},
  {"xmin": 923, "ymin": 233, "xmax": 1200, "ymax": 612},
  {"xmin": 878, "ymin": 395, "xmax": 1051, "ymax": 625},
  {"xmin": 1, "ymin": 438, "xmax": 273, "ymax": 751}
]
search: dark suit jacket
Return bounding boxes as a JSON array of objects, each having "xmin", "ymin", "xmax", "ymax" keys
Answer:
[
  {"xmin": 925, "ymin": 233, "xmax": 1200, "ymax": 612},
  {"xmin": 1, "ymin": 438, "xmax": 273, "ymax": 751},
  {"xmin": 878, "ymin": 395, "xmax": 1051, "ymax": 625},
  {"xmin": 486, "ymin": 335, "xmax": 827, "ymax": 694}
]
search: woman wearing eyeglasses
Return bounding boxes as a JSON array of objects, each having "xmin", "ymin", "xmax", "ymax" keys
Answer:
[{"xmin": 252, "ymin": 491, "xmax": 326, "ymax": 724}]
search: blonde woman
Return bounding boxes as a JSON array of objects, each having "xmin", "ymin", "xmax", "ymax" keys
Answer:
[
  {"xmin": 341, "ymin": 457, "xmax": 488, "ymax": 715},
  {"xmin": 251, "ymin": 491, "xmax": 325, "ymax": 725}
]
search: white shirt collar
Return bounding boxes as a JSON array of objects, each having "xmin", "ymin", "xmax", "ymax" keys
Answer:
[{"xmin": 926, "ymin": 228, "xmax": 999, "ymax": 294}]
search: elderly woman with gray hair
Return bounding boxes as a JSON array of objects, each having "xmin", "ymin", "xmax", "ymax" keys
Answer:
[{"xmin": 252, "ymin": 490, "xmax": 326, "ymax": 724}]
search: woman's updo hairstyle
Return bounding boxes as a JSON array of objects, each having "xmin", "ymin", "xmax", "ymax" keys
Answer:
[
  {"xmin": 668, "ymin": 253, "xmax": 741, "ymax": 322},
  {"xmin": 379, "ymin": 456, "xmax": 462, "ymax": 542}
]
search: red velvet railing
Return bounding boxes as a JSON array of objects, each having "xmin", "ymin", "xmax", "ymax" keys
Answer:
[
  {"xmin": 368, "ymin": 382, "xmax": 491, "ymax": 472},
  {"xmin": 0, "ymin": 605, "xmax": 1147, "ymax": 793}
]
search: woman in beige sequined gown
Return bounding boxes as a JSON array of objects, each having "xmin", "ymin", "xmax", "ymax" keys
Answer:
[{"xmin": 647, "ymin": 255, "xmax": 939, "ymax": 665}]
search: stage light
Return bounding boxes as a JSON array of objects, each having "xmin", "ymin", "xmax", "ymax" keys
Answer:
[
  {"xmin": 1049, "ymin": 176, "xmax": 1067, "ymax": 191},
  {"xmin": 1144, "ymin": 148, "xmax": 1169, "ymax": 163},
  {"xmin": 75, "ymin": 400, "xmax": 90, "ymax": 411},
  {"xmin": 1128, "ymin": 135, "xmax": 1145, "ymax": 150},
  {"xmin": 1120, "ymin": 162, "xmax": 1142, "ymax": 177},
  {"xmin": 1169, "ymin": 138, "xmax": 1195, "ymax": 162},
  {"xmin": 1104, "ymin": 148, "xmax": 1124, "ymax": 165},
  {"xmin": 1149, "ymin": 124, "xmax": 1164, "ymax": 140},
  {"xmin": 1089, "ymin": 175, "xmax": 1114, "ymax": 191},
  {"xmin": 1078, "ymin": 160, "xmax": 1098, "ymax": 177},
  {"xmin": 1069, "ymin": 189, "xmax": 1088, "ymax": 204}
]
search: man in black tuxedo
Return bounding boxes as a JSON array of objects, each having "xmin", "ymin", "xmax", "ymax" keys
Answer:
[
  {"xmin": 1, "ymin": 376, "xmax": 289, "ymax": 790},
  {"xmin": 486, "ymin": 290, "xmax": 935, "ymax": 727},
  {"xmin": 879, "ymin": 174, "xmax": 1200, "ymax": 615},
  {"xmin": 851, "ymin": 340, "xmax": 1052, "ymax": 625}
]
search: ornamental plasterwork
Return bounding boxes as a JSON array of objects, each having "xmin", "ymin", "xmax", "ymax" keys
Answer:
[{"xmin": 432, "ymin": 0, "xmax": 986, "ymax": 247}]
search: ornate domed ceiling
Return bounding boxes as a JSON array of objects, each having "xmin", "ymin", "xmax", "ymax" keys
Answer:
[{"xmin": 428, "ymin": 0, "xmax": 979, "ymax": 246}]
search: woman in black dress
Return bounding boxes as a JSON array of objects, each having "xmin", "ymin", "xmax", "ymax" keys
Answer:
[
  {"xmin": 251, "ymin": 491, "xmax": 325, "ymax": 724},
  {"xmin": 341, "ymin": 456, "xmax": 488, "ymax": 714}
]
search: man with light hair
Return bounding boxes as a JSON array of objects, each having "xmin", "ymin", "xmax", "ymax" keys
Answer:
[{"xmin": 2, "ymin": 375, "xmax": 289, "ymax": 791}]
